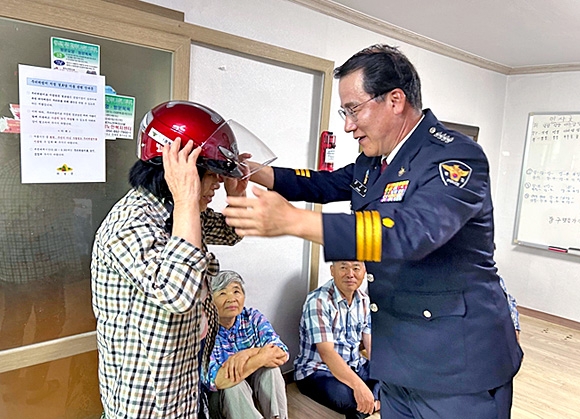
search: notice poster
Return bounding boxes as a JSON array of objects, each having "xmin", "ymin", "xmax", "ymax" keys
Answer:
[
  {"xmin": 18, "ymin": 64, "xmax": 106, "ymax": 183},
  {"xmin": 51, "ymin": 37, "xmax": 100, "ymax": 75},
  {"xmin": 105, "ymin": 94, "xmax": 136, "ymax": 139}
]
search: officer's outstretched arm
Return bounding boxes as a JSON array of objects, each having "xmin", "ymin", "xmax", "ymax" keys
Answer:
[
  {"xmin": 249, "ymin": 163, "xmax": 274, "ymax": 189},
  {"xmin": 224, "ymin": 185, "xmax": 323, "ymax": 243}
]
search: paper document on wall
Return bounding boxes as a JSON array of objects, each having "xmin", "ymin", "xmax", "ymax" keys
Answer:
[{"xmin": 18, "ymin": 64, "xmax": 106, "ymax": 183}]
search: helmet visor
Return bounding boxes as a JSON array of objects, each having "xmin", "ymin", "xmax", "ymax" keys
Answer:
[{"xmin": 201, "ymin": 120, "xmax": 277, "ymax": 179}]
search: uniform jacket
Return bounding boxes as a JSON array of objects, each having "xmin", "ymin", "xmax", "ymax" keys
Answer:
[{"xmin": 272, "ymin": 109, "xmax": 523, "ymax": 394}]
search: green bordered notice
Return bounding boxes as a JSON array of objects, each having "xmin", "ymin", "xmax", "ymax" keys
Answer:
[
  {"xmin": 51, "ymin": 37, "xmax": 100, "ymax": 75},
  {"xmin": 105, "ymin": 94, "xmax": 136, "ymax": 140}
]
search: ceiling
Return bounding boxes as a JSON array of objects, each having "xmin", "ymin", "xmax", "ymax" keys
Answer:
[{"xmin": 294, "ymin": 0, "xmax": 580, "ymax": 73}]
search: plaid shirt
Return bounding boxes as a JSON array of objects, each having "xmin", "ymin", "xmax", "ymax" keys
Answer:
[
  {"xmin": 91, "ymin": 187, "xmax": 240, "ymax": 419},
  {"xmin": 202, "ymin": 307, "xmax": 289, "ymax": 392},
  {"xmin": 294, "ymin": 280, "xmax": 371, "ymax": 381},
  {"xmin": 499, "ymin": 276, "xmax": 521, "ymax": 331}
]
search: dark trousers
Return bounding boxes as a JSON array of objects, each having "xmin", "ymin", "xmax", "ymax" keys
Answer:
[
  {"xmin": 379, "ymin": 380, "xmax": 514, "ymax": 419},
  {"xmin": 296, "ymin": 362, "xmax": 380, "ymax": 419}
]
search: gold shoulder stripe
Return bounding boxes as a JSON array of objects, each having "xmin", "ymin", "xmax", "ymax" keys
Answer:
[
  {"xmin": 356, "ymin": 210, "xmax": 382, "ymax": 262},
  {"xmin": 356, "ymin": 211, "xmax": 365, "ymax": 260},
  {"xmin": 294, "ymin": 168, "xmax": 311, "ymax": 177},
  {"xmin": 363, "ymin": 211, "xmax": 373, "ymax": 261},
  {"xmin": 370, "ymin": 211, "xmax": 382, "ymax": 262}
]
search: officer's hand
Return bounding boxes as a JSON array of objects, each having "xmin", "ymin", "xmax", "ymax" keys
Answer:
[{"xmin": 223, "ymin": 186, "xmax": 298, "ymax": 237}]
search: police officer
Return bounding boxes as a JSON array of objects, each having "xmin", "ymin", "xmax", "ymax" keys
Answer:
[{"xmin": 223, "ymin": 44, "xmax": 523, "ymax": 419}]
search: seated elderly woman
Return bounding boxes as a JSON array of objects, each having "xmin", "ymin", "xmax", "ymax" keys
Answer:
[{"xmin": 202, "ymin": 270, "xmax": 289, "ymax": 419}]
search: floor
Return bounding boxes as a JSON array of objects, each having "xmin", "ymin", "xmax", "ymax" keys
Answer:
[{"xmin": 287, "ymin": 314, "xmax": 580, "ymax": 419}]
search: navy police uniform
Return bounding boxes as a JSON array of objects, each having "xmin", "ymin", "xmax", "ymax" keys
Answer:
[{"xmin": 272, "ymin": 110, "xmax": 523, "ymax": 409}]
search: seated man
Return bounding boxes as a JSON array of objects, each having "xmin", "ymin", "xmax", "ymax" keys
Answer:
[
  {"xmin": 202, "ymin": 270, "xmax": 289, "ymax": 419},
  {"xmin": 294, "ymin": 261, "xmax": 379, "ymax": 419},
  {"xmin": 294, "ymin": 262, "xmax": 522, "ymax": 419}
]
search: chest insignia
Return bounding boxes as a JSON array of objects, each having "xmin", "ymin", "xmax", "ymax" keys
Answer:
[
  {"xmin": 398, "ymin": 167, "xmax": 406, "ymax": 177},
  {"xmin": 363, "ymin": 169, "xmax": 369, "ymax": 185},
  {"xmin": 380, "ymin": 180, "xmax": 409, "ymax": 203},
  {"xmin": 439, "ymin": 160, "xmax": 472, "ymax": 188},
  {"xmin": 429, "ymin": 126, "xmax": 454, "ymax": 144}
]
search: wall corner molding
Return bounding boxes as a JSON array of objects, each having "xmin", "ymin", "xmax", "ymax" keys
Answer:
[{"xmin": 288, "ymin": 0, "xmax": 580, "ymax": 76}]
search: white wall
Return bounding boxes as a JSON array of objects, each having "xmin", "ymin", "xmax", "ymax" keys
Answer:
[
  {"xmin": 497, "ymin": 72, "xmax": 580, "ymax": 322},
  {"xmin": 146, "ymin": 0, "xmax": 580, "ymax": 326},
  {"xmin": 188, "ymin": 43, "xmax": 320, "ymax": 362}
]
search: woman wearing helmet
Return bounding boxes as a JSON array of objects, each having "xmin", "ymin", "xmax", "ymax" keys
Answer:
[{"xmin": 91, "ymin": 101, "xmax": 271, "ymax": 419}]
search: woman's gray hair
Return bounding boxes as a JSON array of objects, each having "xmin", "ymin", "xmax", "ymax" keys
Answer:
[{"xmin": 211, "ymin": 270, "xmax": 246, "ymax": 294}]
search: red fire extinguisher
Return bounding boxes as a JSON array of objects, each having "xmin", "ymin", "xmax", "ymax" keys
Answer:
[{"xmin": 318, "ymin": 131, "xmax": 336, "ymax": 172}]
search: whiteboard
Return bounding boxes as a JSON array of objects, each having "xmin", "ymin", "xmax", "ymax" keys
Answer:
[{"xmin": 513, "ymin": 112, "xmax": 580, "ymax": 257}]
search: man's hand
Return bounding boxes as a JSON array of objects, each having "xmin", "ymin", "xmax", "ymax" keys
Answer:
[
  {"xmin": 352, "ymin": 382, "xmax": 376, "ymax": 415},
  {"xmin": 223, "ymin": 186, "xmax": 299, "ymax": 237},
  {"xmin": 317, "ymin": 341, "xmax": 376, "ymax": 415}
]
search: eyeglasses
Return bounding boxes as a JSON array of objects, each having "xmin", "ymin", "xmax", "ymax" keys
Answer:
[{"xmin": 338, "ymin": 94, "xmax": 381, "ymax": 122}]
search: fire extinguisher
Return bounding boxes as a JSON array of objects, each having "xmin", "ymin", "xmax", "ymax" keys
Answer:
[{"xmin": 318, "ymin": 130, "xmax": 336, "ymax": 172}]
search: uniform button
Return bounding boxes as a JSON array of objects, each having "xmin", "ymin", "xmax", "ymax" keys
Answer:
[
  {"xmin": 367, "ymin": 274, "xmax": 374, "ymax": 283},
  {"xmin": 423, "ymin": 310, "xmax": 432, "ymax": 319},
  {"xmin": 370, "ymin": 303, "xmax": 378, "ymax": 312}
]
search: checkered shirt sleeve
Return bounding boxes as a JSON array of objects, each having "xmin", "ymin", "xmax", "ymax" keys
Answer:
[
  {"xmin": 293, "ymin": 280, "xmax": 370, "ymax": 381},
  {"xmin": 91, "ymin": 188, "xmax": 230, "ymax": 418},
  {"xmin": 201, "ymin": 208, "xmax": 242, "ymax": 246}
]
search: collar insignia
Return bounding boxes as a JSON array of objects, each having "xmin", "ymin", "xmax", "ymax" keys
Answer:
[{"xmin": 429, "ymin": 126, "xmax": 454, "ymax": 144}]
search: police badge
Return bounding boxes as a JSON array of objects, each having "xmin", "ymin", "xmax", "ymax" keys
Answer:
[{"xmin": 439, "ymin": 160, "xmax": 472, "ymax": 188}]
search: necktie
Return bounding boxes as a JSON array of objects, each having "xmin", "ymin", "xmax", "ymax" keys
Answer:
[{"xmin": 381, "ymin": 159, "xmax": 388, "ymax": 174}]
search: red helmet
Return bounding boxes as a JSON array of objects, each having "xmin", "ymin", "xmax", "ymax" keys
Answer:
[{"xmin": 137, "ymin": 101, "xmax": 244, "ymax": 178}]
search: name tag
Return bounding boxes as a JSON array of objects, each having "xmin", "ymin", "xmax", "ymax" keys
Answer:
[{"xmin": 350, "ymin": 179, "xmax": 368, "ymax": 197}]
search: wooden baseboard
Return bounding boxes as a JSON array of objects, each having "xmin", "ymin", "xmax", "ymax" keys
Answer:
[{"xmin": 519, "ymin": 306, "xmax": 580, "ymax": 331}]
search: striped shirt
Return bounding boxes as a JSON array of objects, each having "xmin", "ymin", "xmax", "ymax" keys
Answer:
[
  {"xmin": 91, "ymin": 187, "xmax": 240, "ymax": 419},
  {"xmin": 202, "ymin": 307, "xmax": 289, "ymax": 392},
  {"xmin": 294, "ymin": 280, "xmax": 371, "ymax": 381}
]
